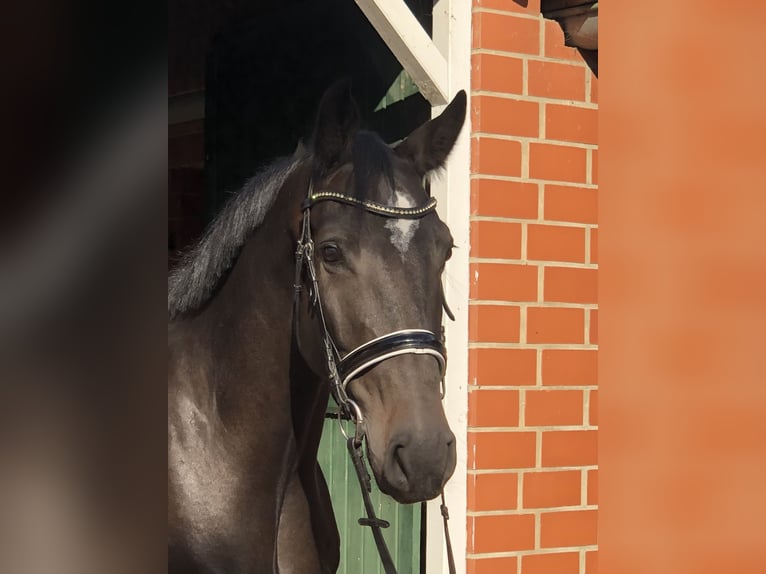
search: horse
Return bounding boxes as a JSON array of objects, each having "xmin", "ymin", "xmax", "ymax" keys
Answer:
[{"xmin": 168, "ymin": 80, "xmax": 466, "ymax": 574}]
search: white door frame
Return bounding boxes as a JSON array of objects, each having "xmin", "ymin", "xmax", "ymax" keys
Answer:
[{"xmin": 354, "ymin": 1, "xmax": 471, "ymax": 572}]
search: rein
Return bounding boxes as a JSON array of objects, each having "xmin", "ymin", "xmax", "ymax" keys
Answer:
[{"xmin": 293, "ymin": 181, "xmax": 457, "ymax": 574}]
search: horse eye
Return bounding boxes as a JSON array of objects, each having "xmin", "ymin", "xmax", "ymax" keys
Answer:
[{"xmin": 321, "ymin": 244, "xmax": 342, "ymax": 263}]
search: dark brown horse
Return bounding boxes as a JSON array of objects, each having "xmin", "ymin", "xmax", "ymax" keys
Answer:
[{"xmin": 168, "ymin": 81, "xmax": 466, "ymax": 573}]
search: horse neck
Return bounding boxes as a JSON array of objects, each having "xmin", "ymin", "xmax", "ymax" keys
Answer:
[{"xmin": 183, "ymin": 163, "xmax": 328, "ymax": 453}]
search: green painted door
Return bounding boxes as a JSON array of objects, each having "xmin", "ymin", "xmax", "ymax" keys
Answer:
[{"xmin": 317, "ymin": 416, "xmax": 422, "ymax": 574}]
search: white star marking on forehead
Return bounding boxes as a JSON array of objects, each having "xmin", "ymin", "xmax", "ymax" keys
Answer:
[{"xmin": 384, "ymin": 190, "xmax": 420, "ymax": 254}]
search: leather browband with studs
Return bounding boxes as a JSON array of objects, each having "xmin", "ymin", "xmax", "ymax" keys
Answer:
[{"xmin": 303, "ymin": 191, "xmax": 438, "ymax": 219}]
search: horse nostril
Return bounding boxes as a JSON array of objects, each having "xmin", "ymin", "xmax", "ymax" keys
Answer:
[
  {"xmin": 384, "ymin": 442, "xmax": 410, "ymax": 491},
  {"xmin": 394, "ymin": 443, "xmax": 412, "ymax": 474}
]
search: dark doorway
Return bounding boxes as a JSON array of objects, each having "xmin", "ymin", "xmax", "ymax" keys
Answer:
[{"xmin": 169, "ymin": 0, "xmax": 434, "ymax": 260}]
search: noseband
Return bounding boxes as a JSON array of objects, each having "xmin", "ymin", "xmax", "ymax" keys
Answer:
[
  {"xmin": 293, "ymin": 181, "xmax": 447, "ymax": 433},
  {"xmin": 293, "ymin": 180, "xmax": 456, "ymax": 574}
]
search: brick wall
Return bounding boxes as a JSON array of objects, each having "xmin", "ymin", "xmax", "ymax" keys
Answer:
[{"xmin": 468, "ymin": 1, "xmax": 598, "ymax": 573}]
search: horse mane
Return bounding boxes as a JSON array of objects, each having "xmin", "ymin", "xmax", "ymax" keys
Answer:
[
  {"xmin": 167, "ymin": 131, "xmax": 398, "ymax": 320},
  {"xmin": 168, "ymin": 154, "xmax": 302, "ymax": 319}
]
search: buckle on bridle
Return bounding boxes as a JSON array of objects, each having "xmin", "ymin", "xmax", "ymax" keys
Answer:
[{"xmin": 337, "ymin": 397, "xmax": 365, "ymax": 446}]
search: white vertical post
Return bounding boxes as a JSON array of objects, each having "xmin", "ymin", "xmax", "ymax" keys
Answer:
[{"xmin": 429, "ymin": 1, "xmax": 471, "ymax": 573}]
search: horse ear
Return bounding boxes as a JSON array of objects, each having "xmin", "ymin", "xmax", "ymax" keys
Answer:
[
  {"xmin": 293, "ymin": 138, "xmax": 307, "ymax": 158},
  {"xmin": 311, "ymin": 79, "xmax": 360, "ymax": 169},
  {"xmin": 395, "ymin": 90, "xmax": 466, "ymax": 176}
]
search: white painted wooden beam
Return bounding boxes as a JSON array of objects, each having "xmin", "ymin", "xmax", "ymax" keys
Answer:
[{"xmin": 354, "ymin": 0, "xmax": 449, "ymax": 106}]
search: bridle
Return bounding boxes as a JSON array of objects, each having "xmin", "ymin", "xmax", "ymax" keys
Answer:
[
  {"xmin": 293, "ymin": 180, "xmax": 457, "ymax": 574},
  {"xmin": 293, "ymin": 181, "xmax": 449, "ymax": 434}
]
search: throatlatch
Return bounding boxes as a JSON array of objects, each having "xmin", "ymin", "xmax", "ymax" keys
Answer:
[{"xmin": 293, "ymin": 180, "xmax": 456, "ymax": 574}]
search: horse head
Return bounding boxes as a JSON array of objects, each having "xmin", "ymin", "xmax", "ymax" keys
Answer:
[{"xmin": 296, "ymin": 81, "xmax": 466, "ymax": 503}]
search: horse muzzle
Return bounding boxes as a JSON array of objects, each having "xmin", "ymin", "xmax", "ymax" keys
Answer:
[{"xmin": 376, "ymin": 423, "xmax": 457, "ymax": 503}]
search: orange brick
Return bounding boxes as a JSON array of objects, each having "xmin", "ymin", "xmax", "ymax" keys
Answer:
[
  {"xmin": 540, "ymin": 509, "xmax": 598, "ymax": 547},
  {"xmin": 472, "ymin": 513, "xmax": 536, "ymax": 553},
  {"xmin": 523, "ymin": 470, "xmax": 581, "ymax": 509},
  {"xmin": 589, "ymin": 308, "xmax": 598, "ymax": 344},
  {"xmin": 544, "ymin": 184, "xmax": 597, "ymax": 224},
  {"xmin": 591, "ymin": 148, "xmax": 598, "ymax": 184},
  {"xmin": 589, "ymin": 389, "xmax": 598, "ymax": 426},
  {"xmin": 587, "ymin": 468, "xmax": 598, "ymax": 505},
  {"xmin": 522, "ymin": 551, "xmax": 580, "ymax": 573},
  {"xmin": 471, "ymin": 178, "xmax": 538, "ymax": 219},
  {"xmin": 469, "ymin": 389, "xmax": 520, "ymax": 427},
  {"xmin": 528, "ymin": 60, "xmax": 586, "ymax": 100},
  {"xmin": 529, "ymin": 142, "xmax": 587, "ymax": 184},
  {"xmin": 528, "ymin": 224, "xmax": 586, "ymax": 263},
  {"xmin": 473, "ymin": 96, "xmax": 539, "ymax": 137},
  {"xmin": 544, "ymin": 267, "xmax": 597, "ymax": 304},
  {"xmin": 542, "ymin": 349, "xmax": 597, "ymax": 386},
  {"xmin": 473, "ymin": 12, "xmax": 540, "ymax": 55},
  {"xmin": 470, "ymin": 263, "xmax": 538, "ymax": 302},
  {"xmin": 468, "ymin": 472, "xmax": 518, "ymax": 511},
  {"xmin": 590, "ymin": 74, "xmax": 598, "ymax": 104},
  {"xmin": 585, "ymin": 550, "xmax": 597, "ymax": 573},
  {"xmin": 470, "ymin": 305, "xmax": 521, "ymax": 343},
  {"xmin": 468, "ymin": 556, "xmax": 519, "ymax": 574},
  {"xmin": 546, "ymin": 104, "xmax": 598, "ymax": 145},
  {"xmin": 472, "ymin": 137, "xmax": 522, "ymax": 176},
  {"xmin": 473, "ymin": 0, "xmax": 540, "ymax": 13},
  {"xmin": 541, "ymin": 430, "xmax": 598, "ymax": 466},
  {"xmin": 469, "ymin": 348, "xmax": 538, "ymax": 386},
  {"xmin": 472, "ymin": 53, "xmax": 524, "ymax": 94},
  {"xmin": 543, "ymin": 18, "xmax": 580, "ymax": 61},
  {"xmin": 525, "ymin": 389, "xmax": 583, "ymax": 426},
  {"xmin": 590, "ymin": 227, "xmax": 598, "ymax": 264},
  {"xmin": 469, "ymin": 431, "xmax": 537, "ymax": 469},
  {"xmin": 471, "ymin": 220, "xmax": 522, "ymax": 259},
  {"xmin": 527, "ymin": 307, "xmax": 584, "ymax": 344}
]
